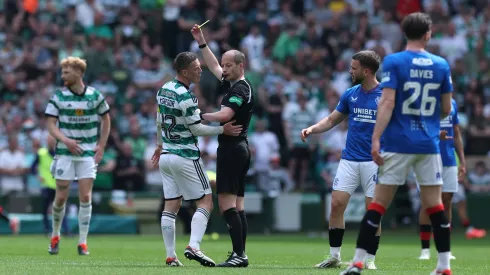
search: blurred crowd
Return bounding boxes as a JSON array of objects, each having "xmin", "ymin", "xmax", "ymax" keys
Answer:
[{"xmin": 1, "ymin": 0, "xmax": 490, "ymax": 196}]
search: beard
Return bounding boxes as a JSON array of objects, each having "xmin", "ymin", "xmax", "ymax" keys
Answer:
[
  {"xmin": 352, "ymin": 75, "xmax": 364, "ymax": 85},
  {"xmin": 63, "ymin": 79, "xmax": 75, "ymax": 87}
]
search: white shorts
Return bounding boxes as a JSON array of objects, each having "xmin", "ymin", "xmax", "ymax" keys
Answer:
[
  {"xmin": 378, "ymin": 153, "xmax": 443, "ymax": 186},
  {"xmin": 413, "ymin": 166, "xmax": 458, "ymax": 193},
  {"xmin": 50, "ymin": 156, "xmax": 97, "ymax": 180},
  {"xmin": 333, "ymin": 159, "xmax": 378, "ymax": 198},
  {"xmin": 441, "ymin": 166, "xmax": 458, "ymax": 193},
  {"xmin": 452, "ymin": 184, "xmax": 466, "ymax": 203},
  {"xmin": 159, "ymin": 153, "xmax": 211, "ymax": 201}
]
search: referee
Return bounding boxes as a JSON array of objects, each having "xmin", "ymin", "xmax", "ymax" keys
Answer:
[{"xmin": 191, "ymin": 24, "xmax": 253, "ymax": 268}]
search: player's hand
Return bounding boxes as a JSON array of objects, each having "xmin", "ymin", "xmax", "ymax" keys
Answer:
[
  {"xmin": 190, "ymin": 24, "xmax": 205, "ymax": 44},
  {"xmin": 63, "ymin": 138, "xmax": 83, "ymax": 155},
  {"xmin": 371, "ymin": 139, "xmax": 384, "ymax": 166},
  {"xmin": 458, "ymin": 165, "xmax": 466, "ymax": 181},
  {"xmin": 152, "ymin": 146, "xmax": 162, "ymax": 168},
  {"xmin": 94, "ymin": 145, "xmax": 104, "ymax": 164},
  {"xmin": 301, "ymin": 128, "xmax": 312, "ymax": 142},
  {"xmin": 223, "ymin": 120, "xmax": 242, "ymax": 136},
  {"xmin": 440, "ymin": 130, "xmax": 453, "ymax": 141}
]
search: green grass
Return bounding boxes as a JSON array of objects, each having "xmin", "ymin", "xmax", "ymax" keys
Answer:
[{"xmin": 1, "ymin": 230, "xmax": 489, "ymax": 274}]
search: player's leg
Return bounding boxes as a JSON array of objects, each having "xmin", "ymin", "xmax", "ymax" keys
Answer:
[
  {"xmin": 236, "ymin": 147, "xmax": 251, "ymax": 255},
  {"xmin": 174, "ymin": 156, "xmax": 215, "ymax": 267},
  {"xmin": 216, "ymin": 143, "xmax": 248, "ymax": 267},
  {"xmin": 418, "ymin": 208, "xmax": 432, "ymax": 260},
  {"xmin": 159, "ymin": 154, "xmax": 183, "ymax": 266},
  {"xmin": 316, "ymin": 160, "xmax": 358, "ymax": 268},
  {"xmin": 299, "ymin": 149, "xmax": 310, "ymax": 190},
  {"xmin": 0, "ymin": 206, "xmax": 9, "ymax": 223},
  {"xmin": 416, "ymin": 155, "xmax": 451, "ymax": 274},
  {"xmin": 75, "ymin": 159, "xmax": 97, "ymax": 255},
  {"xmin": 288, "ymin": 151, "xmax": 298, "ymax": 189},
  {"xmin": 0, "ymin": 206, "xmax": 19, "ymax": 234},
  {"xmin": 236, "ymin": 196, "xmax": 246, "ymax": 252},
  {"xmin": 360, "ymin": 161, "xmax": 381, "ymax": 269},
  {"xmin": 441, "ymin": 166, "xmax": 458, "ymax": 224},
  {"xmin": 454, "ymin": 194, "xmax": 487, "ymax": 239},
  {"xmin": 41, "ymin": 188, "xmax": 51, "ymax": 234},
  {"xmin": 49, "ymin": 157, "xmax": 74, "ymax": 255},
  {"xmin": 341, "ymin": 153, "xmax": 411, "ymax": 275}
]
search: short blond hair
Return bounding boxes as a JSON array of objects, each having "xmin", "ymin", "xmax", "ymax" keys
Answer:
[{"xmin": 60, "ymin": 56, "xmax": 87, "ymax": 74}]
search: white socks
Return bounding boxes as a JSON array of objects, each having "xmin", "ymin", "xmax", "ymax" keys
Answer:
[
  {"xmin": 161, "ymin": 211, "xmax": 177, "ymax": 258},
  {"xmin": 189, "ymin": 208, "xmax": 210, "ymax": 250},
  {"xmin": 78, "ymin": 201, "xmax": 92, "ymax": 244},
  {"xmin": 353, "ymin": 248, "xmax": 367, "ymax": 263},
  {"xmin": 330, "ymin": 246, "xmax": 341, "ymax": 259},
  {"xmin": 51, "ymin": 204, "xmax": 66, "ymax": 237},
  {"xmin": 437, "ymin": 252, "xmax": 451, "ymax": 271},
  {"xmin": 365, "ymin": 254, "xmax": 376, "ymax": 261}
]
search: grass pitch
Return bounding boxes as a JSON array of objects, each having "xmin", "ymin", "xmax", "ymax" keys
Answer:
[{"xmin": 1, "ymin": 230, "xmax": 489, "ymax": 274}]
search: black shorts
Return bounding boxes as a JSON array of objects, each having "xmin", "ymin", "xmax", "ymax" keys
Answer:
[{"xmin": 216, "ymin": 140, "xmax": 251, "ymax": 197}]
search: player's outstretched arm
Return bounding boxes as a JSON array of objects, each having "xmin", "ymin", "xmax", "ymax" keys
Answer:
[
  {"xmin": 201, "ymin": 107, "xmax": 235, "ymax": 123},
  {"xmin": 311, "ymin": 110, "xmax": 347, "ymax": 134},
  {"xmin": 191, "ymin": 24, "xmax": 223, "ymax": 80},
  {"xmin": 189, "ymin": 121, "xmax": 242, "ymax": 136},
  {"xmin": 301, "ymin": 110, "xmax": 347, "ymax": 142}
]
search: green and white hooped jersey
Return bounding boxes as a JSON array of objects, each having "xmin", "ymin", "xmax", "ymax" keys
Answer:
[
  {"xmin": 44, "ymin": 86, "xmax": 110, "ymax": 160},
  {"xmin": 156, "ymin": 79, "xmax": 201, "ymax": 160}
]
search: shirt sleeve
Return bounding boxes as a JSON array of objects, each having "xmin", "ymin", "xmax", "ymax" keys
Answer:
[
  {"xmin": 96, "ymin": 93, "xmax": 110, "ymax": 115},
  {"xmin": 222, "ymin": 84, "xmax": 250, "ymax": 112},
  {"xmin": 45, "ymin": 94, "xmax": 60, "ymax": 117},
  {"xmin": 441, "ymin": 60, "xmax": 453, "ymax": 94},
  {"xmin": 380, "ymin": 54, "xmax": 398, "ymax": 90},
  {"xmin": 452, "ymin": 100, "xmax": 459, "ymax": 125},
  {"xmin": 335, "ymin": 90, "xmax": 350, "ymax": 114},
  {"xmin": 178, "ymin": 94, "xmax": 201, "ymax": 125}
]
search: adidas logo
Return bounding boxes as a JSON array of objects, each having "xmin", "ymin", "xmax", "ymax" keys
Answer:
[{"xmin": 67, "ymin": 104, "xmax": 72, "ymax": 107}]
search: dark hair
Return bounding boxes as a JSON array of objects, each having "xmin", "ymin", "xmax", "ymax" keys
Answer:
[
  {"xmin": 173, "ymin": 52, "xmax": 198, "ymax": 73},
  {"xmin": 401, "ymin": 12, "xmax": 432, "ymax": 40},
  {"xmin": 352, "ymin": 50, "xmax": 381, "ymax": 73}
]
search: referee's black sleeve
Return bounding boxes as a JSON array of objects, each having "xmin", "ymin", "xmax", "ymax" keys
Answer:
[{"xmin": 222, "ymin": 85, "xmax": 249, "ymax": 112}]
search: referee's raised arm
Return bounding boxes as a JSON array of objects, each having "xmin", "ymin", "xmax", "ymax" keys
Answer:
[{"xmin": 191, "ymin": 24, "xmax": 223, "ymax": 80}]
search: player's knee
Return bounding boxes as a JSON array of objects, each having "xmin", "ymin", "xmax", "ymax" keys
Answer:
[
  {"xmin": 441, "ymin": 195, "xmax": 452, "ymax": 211},
  {"xmin": 196, "ymin": 194, "xmax": 213, "ymax": 212},
  {"xmin": 330, "ymin": 197, "xmax": 348, "ymax": 216},
  {"xmin": 164, "ymin": 199, "xmax": 181, "ymax": 213},
  {"xmin": 54, "ymin": 197, "xmax": 67, "ymax": 207},
  {"xmin": 218, "ymin": 194, "xmax": 236, "ymax": 213},
  {"xmin": 79, "ymin": 194, "xmax": 91, "ymax": 204}
]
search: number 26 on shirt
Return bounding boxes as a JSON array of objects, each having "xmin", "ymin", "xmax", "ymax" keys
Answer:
[{"xmin": 402, "ymin": 82, "xmax": 440, "ymax": 116}]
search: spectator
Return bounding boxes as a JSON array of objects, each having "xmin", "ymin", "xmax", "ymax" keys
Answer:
[
  {"xmin": 0, "ymin": 0, "xmax": 488, "ymax": 197},
  {"xmin": 113, "ymin": 142, "xmax": 145, "ymax": 192},
  {"xmin": 264, "ymin": 154, "xmax": 294, "ymax": 196},
  {"xmin": 283, "ymin": 92, "xmax": 316, "ymax": 190},
  {"xmin": 250, "ymin": 119, "xmax": 280, "ymax": 190},
  {"xmin": 0, "ymin": 135, "xmax": 29, "ymax": 195},
  {"xmin": 468, "ymin": 161, "xmax": 490, "ymax": 192}
]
